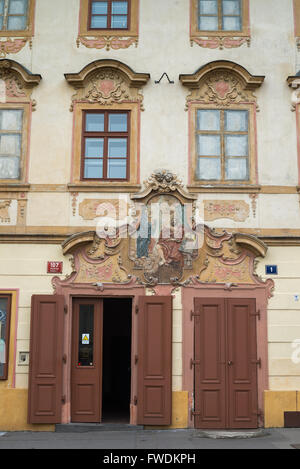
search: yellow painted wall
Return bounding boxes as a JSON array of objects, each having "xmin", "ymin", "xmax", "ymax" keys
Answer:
[
  {"xmin": 0, "ymin": 389, "xmax": 54, "ymax": 432},
  {"xmin": 264, "ymin": 390, "xmax": 300, "ymax": 428}
]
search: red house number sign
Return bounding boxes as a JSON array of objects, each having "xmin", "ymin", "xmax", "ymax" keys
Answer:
[{"xmin": 47, "ymin": 261, "xmax": 63, "ymax": 274}]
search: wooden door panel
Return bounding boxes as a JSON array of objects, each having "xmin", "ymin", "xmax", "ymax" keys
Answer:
[
  {"xmin": 28, "ymin": 295, "xmax": 65, "ymax": 424},
  {"xmin": 227, "ymin": 299, "xmax": 258, "ymax": 429},
  {"xmin": 71, "ymin": 299, "xmax": 103, "ymax": 423},
  {"xmin": 193, "ymin": 297, "xmax": 258, "ymax": 429},
  {"xmin": 137, "ymin": 296, "xmax": 172, "ymax": 426},
  {"xmin": 194, "ymin": 299, "xmax": 226, "ymax": 429}
]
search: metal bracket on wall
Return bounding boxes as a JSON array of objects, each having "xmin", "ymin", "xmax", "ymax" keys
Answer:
[{"xmin": 155, "ymin": 73, "xmax": 175, "ymax": 84}]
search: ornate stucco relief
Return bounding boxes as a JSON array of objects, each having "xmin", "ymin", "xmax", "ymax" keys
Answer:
[
  {"xmin": 77, "ymin": 36, "xmax": 138, "ymax": 51},
  {"xmin": 191, "ymin": 36, "xmax": 250, "ymax": 50},
  {"xmin": 204, "ymin": 200, "xmax": 250, "ymax": 222}
]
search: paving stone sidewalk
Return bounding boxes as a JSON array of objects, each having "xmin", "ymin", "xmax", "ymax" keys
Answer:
[{"xmin": 0, "ymin": 428, "xmax": 299, "ymax": 449}]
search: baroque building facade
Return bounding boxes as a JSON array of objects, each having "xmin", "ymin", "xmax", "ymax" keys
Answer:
[{"xmin": 1, "ymin": 0, "xmax": 300, "ymax": 430}]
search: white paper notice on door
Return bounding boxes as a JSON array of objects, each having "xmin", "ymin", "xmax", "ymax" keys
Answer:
[{"xmin": 82, "ymin": 334, "xmax": 90, "ymax": 345}]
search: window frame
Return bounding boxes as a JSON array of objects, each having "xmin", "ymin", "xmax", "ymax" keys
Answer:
[
  {"xmin": 0, "ymin": 0, "xmax": 35, "ymax": 37},
  {"xmin": 88, "ymin": 0, "xmax": 131, "ymax": 31},
  {"xmin": 0, "ymin": 103, "xmax": 29, "ymax": 183},
  {"xmin": 191, "ymin": 0, "xmax": 249, "ymax": 38},
  {"xmin": 81, "ymin": 109, "xmax": 131, "ymax": 182},
  {"xmin": 189, "ymin": 103, "xmax": 257, "ymax": 187},
  {"xmin": 196, "ymin": 108, "xmax": 250, "ymax": 183},
  {"xmin": 79, "ymin": 0, "xmax": 138, "ymax": 39},
  {"xmin": 0, "ymin": 294, "xmax": 11, "ymax": 381}
]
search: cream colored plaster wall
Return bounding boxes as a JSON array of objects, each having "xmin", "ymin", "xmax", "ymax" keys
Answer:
[
  {"xmin": 0, "ymin": 244, "xmax": 72, "ymax": 388},
  {"xmin": 257, "ymin": 247, "xmax": 300, "ymax": 390}
]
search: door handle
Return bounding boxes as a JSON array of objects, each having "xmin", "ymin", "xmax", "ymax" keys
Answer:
[{"xmin": 228, "ymin": 360, "xmax": 233, "ymax": 366}]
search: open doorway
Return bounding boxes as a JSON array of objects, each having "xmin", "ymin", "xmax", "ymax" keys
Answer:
[{"xmin": 102, "ymin": 298, "xmax": 132, "ymax": 423}]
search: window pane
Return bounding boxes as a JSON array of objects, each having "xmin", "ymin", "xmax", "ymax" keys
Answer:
[
  {"xmin": 111, "ymin": 15, "xmax": 128, "ymax": 28},
  {"xmin": 78, "ymin": 304, "xmax": 94, "ymax": 366},
  {"xmin": 112, "ymin": 1, "xmax": 128, "ymax": 14},
  {"xmin": 91, "ymin": 15, "xmax": 107, "ymax": 28},
  {"xmin": 84, "ymin": 159, "xmax": 103, "ymax": 179},
  {"xmin": 225, "ymin": 110, "xmax": 248, "ymax": 132},
  {"xmin": 0, "ymin": 156, "xmax": 20, "ymax": 178},
  {"xmin": 109, "ymin": 113, "xmax": 127, "ymax": 132},
  {"xmin": 0, "ymin": 1, "xmax": 4, "ymax": 15},
  {"xmin": 86, "ymin": 113, "xmax": 104, "ymax": 132},
  {"xmin": 0, "ymin": 298, "xmax": 8, "ymax": 378},
  {"xmin": 91, "ymin": 1, "xmax": 108, "ymax": 14},
  {"xmin": 197, "ymin": 110, "xmax": 220, "ymax": 131},
  {"xmin": 85, "ymin": 138, "xmax": 104, "ymax": 158},
  {"xmin": 108, "ymin": 138, "xmax": 127, "ymax": 157},
  {"xmin": 0, "ymin": 17, "xmax": 3, "ymax": 30},
  {"xmin": 197, "ymin": 157, "xmax": 221, "ymax": 180},
  {"xmin": 108, "ymin": 159, "xmax": 127, "ymax": 178},
  {"xmin": 222, "ymin": 0, "xmax": 241, "ymax": 15},
  {"xmin": 0, "ymin": 134, "xmax": 21, "ymax": 156},
  {"xmin": 8, "ymin": 0, "xmax": 28, "ymax": 14},
  {"xmin": 225, "ymin": 158, "xmax": 248, "ymax": 180},
  {"xmin": 198, "ymin": 134, "xmax": 221, "ymax": 156},
  {"xmin": 222, "ymin": 16, "xmax": 241, "ymax": 30},
  {"xmin": 225, "ymin": 135, "xmax": 248, "ymax": 156},
  {"xmin": 199, "ymin": 0, "xmax": 218, "ymax": 15},
  {"xmin": 0, "ymin": 110, "xmax": 23, "ymax": 131},
  {"xmin": 7, "ymin": 15, "xmax": 27, "ymax": 30},
  {"xmin": 199, "ymin": 15, "xmax": 218, "ymax": 30}
]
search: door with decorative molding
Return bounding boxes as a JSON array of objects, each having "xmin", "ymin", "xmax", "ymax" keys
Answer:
[
  {"xmin": 71, "ymin": 298, "xmax": 103, "ymax": 423},
  {"xmin": 193, "ymin": 298, "xmax": 258, "ymax": 429}
]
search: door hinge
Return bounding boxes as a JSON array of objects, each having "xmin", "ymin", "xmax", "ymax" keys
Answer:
[
  {"xmin": 251, "ymin": 358, "xmax": 262, "ymax": 368},
  {"xmin": 251, "ymin": 309, "xmax": 261, "ymax": 320},
  {"xmin": 190, "ymin": 358, "xmax": 201, "ymax": 369},
  {"xmin": 253, "ymin": 408, "xmax": 263, "ymax": 417},
  {"xmin": 134, "ymin": 396, "xmax": 138, "ymax": 406},
  {"xmin": 135, "ymin": 355, "xmax": 138, "ymax": 365},
  {"xmin": 191, "ymin": 409, "xmax": 201, "ymax": 419},
  {"xmin": 190, "ymin": 310, "xmax": 201, "ymax": 320},
  {"xmin": 61, "ymin": 395, "xmax": 66, "ymax": 404},
  {"xmin": 62, "ymin": 354, "xmax": 67, "ymax": 364},
  {"xmin": 64, "ymin": 304, "xmax": 68, "ymax": 314},
  {"xmin": 135, "ymin": 305, "xmax": 139, "ymax": 314}
]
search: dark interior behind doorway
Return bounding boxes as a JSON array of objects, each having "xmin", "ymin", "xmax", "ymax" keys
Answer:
[{"xmin": 102, "ymin": 298, "xmax": 132, "ymax": 423}]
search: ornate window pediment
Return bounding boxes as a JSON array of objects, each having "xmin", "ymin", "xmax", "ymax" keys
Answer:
[
  {"xmin": 180, "ymin": 61, "xmax": 264, "ymax": 188},
  {"xmin": 65, "ymin": 60, "xmax": 150, "ymax": 191}
]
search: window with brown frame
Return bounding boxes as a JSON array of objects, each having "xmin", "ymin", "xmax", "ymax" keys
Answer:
[
  {"xmin": 0, "ymin": 108, "xmax": 25, "ymax": 180},
  {"xmin": 196, "ymin": 108, "xmax": 249, "ymax": 182},
  {"xmin": 198, "ymin": 0, "xmax": 242, "ymax": 31},
  {"xmin": 0, "ymin": 294, "xmax": 11, "ymax": 380},
  {"xmin": 81, "ymin": 110, "xmax": 130, "ymax": 181},
  {"xmin": 88, "ymin": 0, "xmax": 130, "ymax": 30}
]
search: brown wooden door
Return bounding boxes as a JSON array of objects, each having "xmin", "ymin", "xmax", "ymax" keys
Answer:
[
  {"xmin": 28, "ymin": 295, "xmax": 65, "ymax": 424},
  {"xmin": 194, "ymin": 298, "xmax": 226, "ymax": 429},
  {"xmin": 71, "ymin": 298, "xmax": 103, "ymax": 423},
  {"xmin": 137, "ymin": 296, "xmax": 172, "ymax": 426},
  {"xmin": 227, "ymin": 298, "xmax": 258, "ymax": 429},
  {"xmin": 194, "ymin": 298, "xmax": 258, "ymax": 429}
]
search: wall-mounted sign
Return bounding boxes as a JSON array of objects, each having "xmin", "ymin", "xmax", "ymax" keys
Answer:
[
  {"xmin": 266, "ymin": 265, "xmax": 278, "ymax": 275},
  {"xmin": 82, "ymin": 334, "xmax": 90, "ymax": 345},
  {"xmin": 47, "ymin": 261, "xmax": 63, "ymax": 274}
]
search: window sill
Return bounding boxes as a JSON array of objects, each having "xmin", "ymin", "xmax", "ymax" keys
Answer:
[
  {"xmin": 68, "ymin": 183, "xmax": 141, "ymax": 193},
  {"xmin": 187, "ymin": 184, "xmax": 261, "ymax": 194},
  {"xmin": 0, "ymin": 183, "xmax": 30, "ymax": 192}
]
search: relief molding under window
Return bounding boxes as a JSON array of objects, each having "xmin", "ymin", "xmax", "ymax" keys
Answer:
[
  {"xmin": 77, "ymin": 0, "xmax": 139, "ymax": 51},
  {"xmin": 0, "ymin": 0, "xmax": 35, "ymax": 57},
  {"xmin": 190, "ymin": 0, "xmax": 250, "ymax": 49}
]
